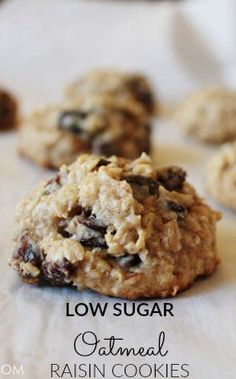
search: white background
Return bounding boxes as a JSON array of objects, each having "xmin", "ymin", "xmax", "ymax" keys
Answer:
[{"xmin": 0, "ymin": 0, "xmax": 235, "ymax": 378}]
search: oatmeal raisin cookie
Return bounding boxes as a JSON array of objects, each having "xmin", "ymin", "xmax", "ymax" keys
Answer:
[
  {"xmin": 18, "ymin": 98, "xmax": 151, "ymax": 169},
  {"xmin": 10, "ymin": 153, "xmax": 220, "ymax": 299},
  {"xmin": 206, "ymin": 142, "xmax": 236, "ymax": 210},
  {"xmin": 65, "ymin": 69, "xmax": 157, "ymax": 119},
  {"xmin": 175, "ymin": 87, "xmax": 236, "ymax": 144}
]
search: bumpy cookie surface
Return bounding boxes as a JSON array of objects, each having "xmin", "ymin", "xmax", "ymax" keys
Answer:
[
  {"xmin": 18, "ymin": 98, "xmax": 151, "ymax": 169},
  {"xmin": 175, "ymin": 87, "xmax": 236, "ymax": 144},
  {"xmin": 0, "ymin": 88, "xmax": 18, "ymax": 129},
  {"xmin": 206, "ymin": 142, "xmax": 236, "ymax": 210},
  {"xmin": 10, "ymin": 153, "xmax": 220, "ymax": 299},
  {"xmin": 65, "ymin": 69, "xmax": 156, "ymax": 119}
]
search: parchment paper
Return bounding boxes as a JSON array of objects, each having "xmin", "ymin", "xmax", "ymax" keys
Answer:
[{"xmin": 0, "ymin": 0, "xmax": 235, "ymax": 378}]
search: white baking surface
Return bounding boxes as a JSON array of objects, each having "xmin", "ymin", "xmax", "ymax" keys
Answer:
[{"xmin": 0, "ymin": 0, "xmax": 236, "ymax": 378}]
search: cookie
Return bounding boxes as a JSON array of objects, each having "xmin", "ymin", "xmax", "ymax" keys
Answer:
[
  {"xmin": 0, "ymin": 88, "xmax": 18, "ymax": 130},
  {"xmin": 206, "ymin": 142, "xmax": 236, "ymax": 210},
  {"xmin": 175, "ymin": 87, "xmax": 236, "ymax": 144},
  {"xmin": 65, "ymin": 69, "xmax": 157, "ymax": 119},
  {"xmin": 18, "ymin": 98, "xmax": 151, "ymax": 169},
  {"xmin": 10, "ymin": 153, "xmax": 220, "ymax": 299}
]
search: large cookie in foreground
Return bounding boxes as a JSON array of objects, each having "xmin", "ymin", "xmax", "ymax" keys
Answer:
[{"xmin": 10, "ymin": 154, "xmax": 221, "ymax": 299}]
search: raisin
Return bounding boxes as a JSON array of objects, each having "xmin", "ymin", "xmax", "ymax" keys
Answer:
[
  {"xmin": 157, "ymin": 166, "xmax": 186, "ymax": 191},
  {"xmin": 58, "ymin": 110, "xmax": 89, "ymax": 135},
  {"xmin": 77, "ymin": 210, "xmax": 107, "ymax": 233},
  {"xmin": 57, "ymin": 220, "xmax": 72, "ymax": 238},
  {"xmin": 127, "ymin": 77, "xmax": 154, "ymax": 111},
  {"xmin": 79, "ymin": 237, "xmax": 107, "ymax": 249},
  {"xmin": 67, "ymin": 205, "xmax": 83, "ymax": 218},
  {"xmin": 14, "ymin": 235, "xmax": 42, "ymax": 268},
  {"xmin": 117, "ymin": 254, "xmax": 141, "ymax": 268},
  {"xmin": 94, "ymin": 158, "xmax": 110, "ymax": 170},
  {"xmin": 137, "ymin": 91, "xmax": 153, "ymax": 108},
  {"xmin": 0, "ymin": 89, "xmax": 17, "ymax": 129},
  {"xmin": 42, "ymin": 259, "xmax": 74, "ymax": 286},
  {"xmin": 123, "ymin": 175, "xmax": 159, "ymax": 196},
  {"xmin": 57, "ymin": 206, "xmax": 108, "ymax": 250},
  {"xmin": 166, "ymin": 200, "xmax": 187, "ymax": 218}
]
